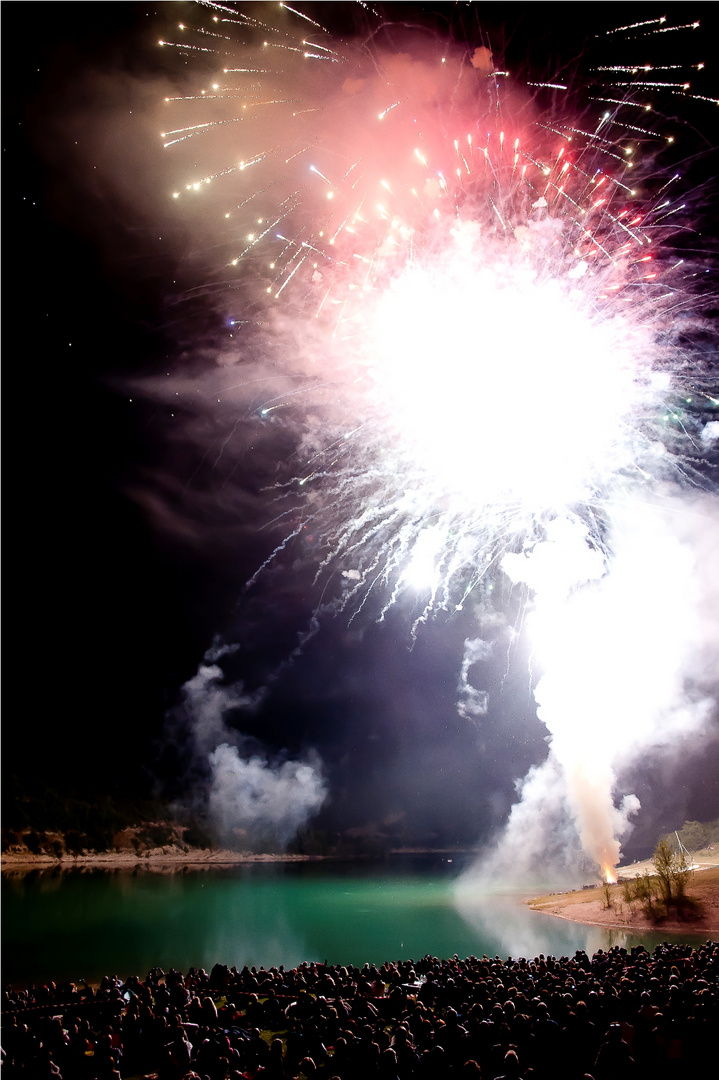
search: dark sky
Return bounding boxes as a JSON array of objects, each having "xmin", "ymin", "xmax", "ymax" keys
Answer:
[{"xmin": 4, "ymin": 2, "xmax": 718, "ymax": 862}]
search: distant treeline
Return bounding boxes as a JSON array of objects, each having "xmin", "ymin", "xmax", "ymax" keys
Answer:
[
  {"xmin": 1, "ymin": 776, "xmax": 188, "ymax": 855},
  {"xmin": 6, "ymin": 777, "xmax": 716, "ymax": 862},
  {"xmin": 2, "ymin": 777, "xmax": 420, "ymax": 859},
  {"xmin": 3, "ymin": 776, "xmax": 164, "ymax": 847},
  {"xmin": 660, "ymin": 819, "xmax": 719, "ymax": 853}
]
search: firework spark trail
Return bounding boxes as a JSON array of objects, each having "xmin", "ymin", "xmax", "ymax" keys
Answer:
[{"xmin": 157, "ymin": 3, "xmax": 718, "ymax": 872}]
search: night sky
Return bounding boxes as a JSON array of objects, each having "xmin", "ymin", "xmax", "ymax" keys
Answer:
[{"xmin": 4, "ymin": 2, "xmax": 718, "ymax": 864}]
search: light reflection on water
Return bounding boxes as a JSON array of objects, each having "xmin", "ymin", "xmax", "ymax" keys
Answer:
[{"xmin": 2, "ymin": 856, "xmax": 708, "ymax": 986}]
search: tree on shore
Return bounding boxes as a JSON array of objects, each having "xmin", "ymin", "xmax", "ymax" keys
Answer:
[
  {"xmin": 619, "ymin": 839, "xmax": 698, "ymax": 923},
  {"xmin": 652, "ymin": 838, "xmax": 691, "ymax": 907},
  {"xmin": 632, "ymin": 871, "xmax": 658, "ymax": 920}
]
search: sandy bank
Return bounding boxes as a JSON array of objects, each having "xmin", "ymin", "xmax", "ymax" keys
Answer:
[{"xmin": 528, "ymin": 863, "xmax": 719, "ymax": 935}]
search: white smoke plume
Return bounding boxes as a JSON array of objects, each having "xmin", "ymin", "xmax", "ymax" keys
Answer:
[
  {"xmin": 209, "ymin": 743, "xmax": 327, "ymax": 849},
  {"xmin": 454, "ymin": 879, "xmax": 623, "ymax": 960},
  {"xmin": 457, "ymin": 637, "xmax": 492, "ymax": 720},
  {"xmin": 177, "ymin": 643, "xmax": 327, "ymax": 849},
  {"xmin": 466, "ymin": 493, "xmax": 719, "ymax": 885}
]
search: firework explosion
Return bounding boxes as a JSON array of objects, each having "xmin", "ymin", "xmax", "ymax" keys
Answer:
[{"xmin": 157, "ymin": 3, "xmax": 718, "ymax": 879}]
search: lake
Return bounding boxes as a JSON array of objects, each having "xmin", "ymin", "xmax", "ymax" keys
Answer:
[{"xmin": 1, "ymin": 855, "xmax": 707, "ymax": 987}]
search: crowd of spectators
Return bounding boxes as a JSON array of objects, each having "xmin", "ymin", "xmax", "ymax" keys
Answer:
[{"xmin": 2, "ymin": 940, "xmax": 717, "ymax": 1079}]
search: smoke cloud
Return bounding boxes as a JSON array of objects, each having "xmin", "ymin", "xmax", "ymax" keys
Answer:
[
  {"xmin": 209, "ymin": 743, "xmax": 327, "ymax": 849},
  {"xmin": 457, "ymin": 638, "xmax": 492, "ymax": 720},
  {"xmin": 467, "ymin": 493, "xmax": 719, "ymax": 884},
  {"xmin": 176, "ymin": 644, "xmax": 327, "ymax": 849}
]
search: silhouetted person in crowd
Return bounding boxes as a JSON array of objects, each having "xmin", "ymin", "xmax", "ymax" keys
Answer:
[{"xmin": 593, "ymin": 1023, "xmax": 634, "ymax": 1080}]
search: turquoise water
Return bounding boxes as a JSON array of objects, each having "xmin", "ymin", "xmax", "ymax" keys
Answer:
[{"xmin": 1, "ymin": 857, "xmax": 708, "ymax": 986}]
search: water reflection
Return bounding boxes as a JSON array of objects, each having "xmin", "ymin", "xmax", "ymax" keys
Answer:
[
  {"xmin": 452, "ymin": 879, "xmax": 708, "ymax": 959},
  {"xmin": 2, "ymin": 858, "xmax": 709, "ymax": 987}
]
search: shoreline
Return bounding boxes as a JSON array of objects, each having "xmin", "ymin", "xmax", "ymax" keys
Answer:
[
  {"xmin": 6, "ymin": 849, "xmax": 717, "ymax": 937},
  {"xmin": 1, "ymin": 846, "xmax": 473, "ymax": 873},
  {"xmin": 527, "ymin": 862, "xmax": 719, "ymax": 936},
  {"xmin": 1, "ymin": 849, "xmax": 327, "ymax": 871}
]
